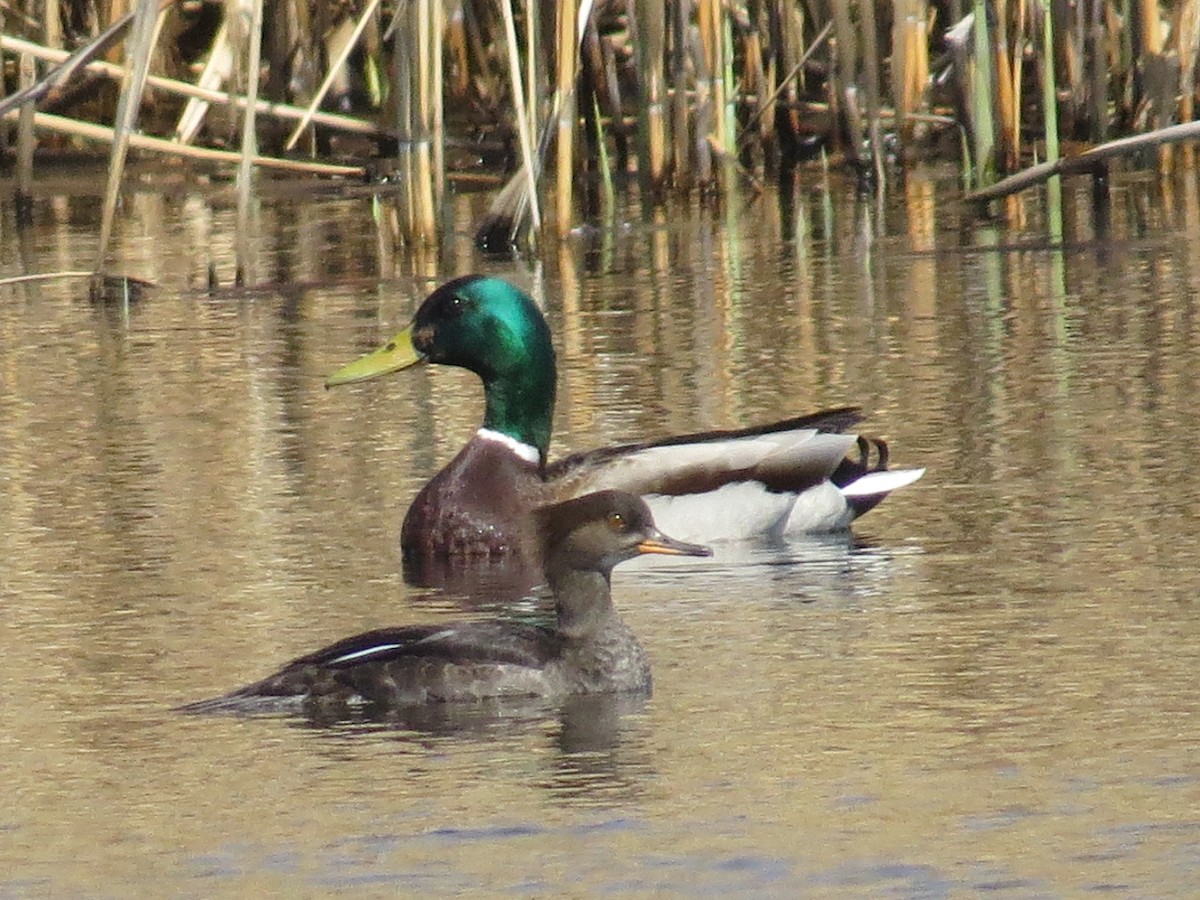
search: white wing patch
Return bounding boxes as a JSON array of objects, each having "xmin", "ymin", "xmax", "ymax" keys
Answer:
[
  {"xmin": 839, "ymin": 467, "xmax": 926, "ymax": 498},
  {"xmin": 645, "ymin": 483, "xmax": 796, "ymax": 543}
]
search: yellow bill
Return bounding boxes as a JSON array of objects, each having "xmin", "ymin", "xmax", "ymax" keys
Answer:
[{"xmin": 325, "ymin": 325, "xmax": 424, "ymax": 388}]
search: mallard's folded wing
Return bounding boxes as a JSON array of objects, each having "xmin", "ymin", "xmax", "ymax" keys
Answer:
[{"xmin": 548, "ymin": 425, "xmax": 859, "ymax": 499}]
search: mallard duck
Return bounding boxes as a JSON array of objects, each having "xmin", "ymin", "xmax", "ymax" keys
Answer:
[
  {"xmin": 326, "ymin": 275, "xmax": 924, "ymax": 563},
  {"xmin": 177, "ymin": 491, "xmax": 710, "ymax": 714}
]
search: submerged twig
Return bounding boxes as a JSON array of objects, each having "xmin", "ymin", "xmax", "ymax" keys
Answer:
[{"xmin": 965, "ymin": 119, "xmax": 1200, "ymax": 204}]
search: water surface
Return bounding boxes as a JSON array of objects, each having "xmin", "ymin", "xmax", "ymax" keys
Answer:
[{"xmin": 2, "ymin": 164, "xmax": 1199, "ymax": 895}]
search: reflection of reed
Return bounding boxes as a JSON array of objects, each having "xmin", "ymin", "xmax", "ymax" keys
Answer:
[
  {"xmin": 19, "ymin": 1, "xmax": 1200, "ymax": 261},
  {"xmin": 10, "ymin": 177, "xmax": 1200, "ymax": 891}
]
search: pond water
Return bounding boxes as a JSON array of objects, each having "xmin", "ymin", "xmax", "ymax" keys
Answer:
[{"xmin": 2, "ymin": 161, "xmax": 1200, "ymax": 895}]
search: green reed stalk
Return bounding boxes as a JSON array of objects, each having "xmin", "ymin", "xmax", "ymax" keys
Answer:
[
  {"xmin": 1041, "ymin": 0, "xmax": 1060, "ymax": 167},
  {"xmin": 720, "ymin": 6, "xmax": 736, "ymax": 160},
  {"xmin": 1042, "ymin": 0, "xmax": 1063, "ymax": 240},
  {"xmin": 593, "ymin": 93, "xmax": 615, "ymax": 215},
  {"xmin": 970, "ymin": 0, "xmax": 996, "ymax": 185}
]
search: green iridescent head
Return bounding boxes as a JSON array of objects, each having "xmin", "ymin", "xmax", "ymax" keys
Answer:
[{"xmin": 326, "ymin": 275, "xmax": 557, "ymax": 462}]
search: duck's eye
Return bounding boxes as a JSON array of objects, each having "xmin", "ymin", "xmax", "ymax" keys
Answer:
[
  {"xmin": 445, "ymin": 294, "xmax": 466, "ymax": 316},
  {"xmin": 606, "ymin": 512, "xmax": 626, "ymax": 532}
]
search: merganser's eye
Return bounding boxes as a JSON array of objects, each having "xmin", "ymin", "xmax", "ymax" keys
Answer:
[{"xmin": 607, "ymin": 512, "xmax": 626, "ymax": 532}]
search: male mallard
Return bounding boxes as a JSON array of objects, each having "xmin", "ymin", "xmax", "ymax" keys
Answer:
[
  {"xmin": 326, "ymin": 275, "xmax": 924, "ymax": 564},
  {"xmin": 178, "ymin": 491, "xmax": 711, "ymax": 714}
]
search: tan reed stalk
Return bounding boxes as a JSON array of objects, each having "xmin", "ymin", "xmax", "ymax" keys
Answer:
[
  {"xmin": 501, "ymin": 0, "xmax": 541, "ymax": 237},
  {"xmin": 393, "ymin": 0, "xmax": 415, "ymax": 241},
  {"xmin": 830, "ymin": 1, "xmax": 862, "ymax": 167},
  {"xmin": 1088, "ymin": 0, "xmax": 1107, "ymax": 142},
  {"xmin": 173, "ymin": 19, "xmax": 232, "ymax": 142},
  {"xmin": 693, "ymin": 0, "xmax": 719, "ymax": 187},
  {"xmin": 1178, "ymin": 0, "xmax": 1200, "ymax": 166},
  {"xmin": 556, "ymin": 0, "xmax": 578, "ymax": 237},
  {"xmin": 990, "ymin": 0, "xmax": 1017, "ymax": 172},
  {"xmin": 860, "ymin": 0, "xmax": 885, "ymax": 186},
  {"xmin": 1011, "ymin": 0, "xmax": 1027, "ymax": 157},
  {"xmin": 671, "ymin": 0, "xmax": 691, "ymax": 189},
  {"xmin": 0, "ymin": 36, "xmax": 384, "ymax": 140},
  {"xmin": 16, "ymin": 51, "xmax": 35, "ymax": 224},
  {"xmin": 774, "ymin": 3, "xmax": 805, "ymax": 159},
  {"xmin": 698, "ymin": 0, "xmax": 731, "ymax": 162},
  {"xmin": 1117, "ymin": 0, "xmax": 1133, "ymax": 123},
  {"xmin": 634, "ymin": 0, "xmax": 667, "ymax": 190},
  {"xmin": 742, "ymin": 19, "xmax": 770, "ymax": 161},
  {"xmin": 415, "ymin": 0, "xmax": 438, "ymax": 240},
  {"xmin": 234, "ymin": 0, "xmax": 265, "ymax": 284},
  {"xmin": 3, "ymin": 109, "xmax": 362, "ymax": 175},
  {"xmin": 284, "ymin": 0, "xmax": 380, "ymax": 151},
  {"xmin": 525, "ymin": 0, "xmax": 539, "ymax": 147},
  {"xmin": 893, "ymin": 0, "xmax": 930, "ymax": 150},
  {"xmin": 739, "ymin": 20, "xmax": 831, "ymax": 147},
  {"xmin": 45, "ymin": 0, "xmax": 62, "ymax": 49},
  {"xmin": 0, "ymin": 1, "xmax": 173, "ymax": 119},
  {"xmin": 95, "ymin": 0, "xmax": 163, "ymax": 276},
  {"xmin": 1135, "ymin": 0, "xmax": 1168, "ymax": 171},
  {"xmin": 393, "ymin": 0, "xmax": 441, "ymax": 243},
  {"xmin": 445, "ymin": 4, "xmax": 469, "ymax": 96},
  {"xmin": 1138, "ymin": 0, "xmax": 1163, "ymax": 55},
  {"xmin": 431, "ymin": 0, "xmax": 445, "ymax": 204}
]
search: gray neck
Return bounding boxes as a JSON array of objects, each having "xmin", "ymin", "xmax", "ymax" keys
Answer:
[{"xmin": 550, "ymin": 567, "xmax": 619, "ymax": 641}]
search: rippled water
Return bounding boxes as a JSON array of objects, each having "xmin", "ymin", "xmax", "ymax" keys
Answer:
[{"xmin": 3, "ymin": 163, "xmax": 1200, "ymax": 895}]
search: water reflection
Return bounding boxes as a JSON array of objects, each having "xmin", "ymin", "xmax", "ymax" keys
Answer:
[
  {"xmin": 402, "ymin": 553, "xmax": 543, "ymax": 606},
  {"xmin": 229, "ymin": 692, "xmax": 656, "ymax": 808},
  {"xmin": 6, "ymin": 165, "xmax": 1200, "ymax": 893}
]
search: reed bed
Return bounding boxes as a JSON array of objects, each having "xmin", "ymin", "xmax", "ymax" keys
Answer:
[{"xmin": 5, "ymin": 0, "xmax": 1200, "ymax": 257}]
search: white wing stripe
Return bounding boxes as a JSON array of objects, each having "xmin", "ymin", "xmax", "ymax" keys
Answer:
[{"xmin": 328, "ymin": 643, "xmax": 403, "ymax": 665}]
